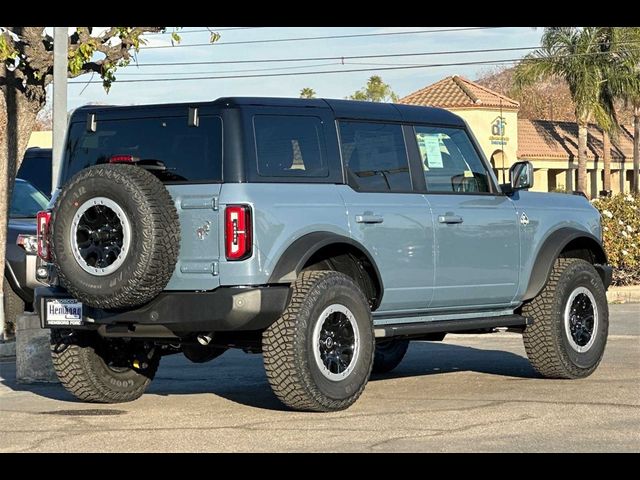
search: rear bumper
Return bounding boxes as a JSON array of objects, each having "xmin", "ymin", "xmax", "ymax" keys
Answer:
[
  {"xmin": 35, "ymin": 285, "xmax": 291, "ymax": 338},
  {"xmin": 5, "ymin": 248, "xmax": 46, "ymax": 304}
]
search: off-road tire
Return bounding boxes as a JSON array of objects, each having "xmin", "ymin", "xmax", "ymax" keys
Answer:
[
  {"xmin": 372, "ymin": 339, "xmax": 409, "ymax": 374},
  {"xmin": 2, "ymin": 279, "xmax": 24, "ymax": 338},
  {"xmin": 262, "ymin": 271, "xmax": 375, "ymax": 412},
  {"xmin": 51, "ymin": 164, "xmax": 180, "ymax": 309},
  {"xmin": 50, "ymin": 329, "xmax": 160, "ymax": 403},
  {"xmin": 522, "ymin": 258, "xmax": 608, "ymax": 379}
]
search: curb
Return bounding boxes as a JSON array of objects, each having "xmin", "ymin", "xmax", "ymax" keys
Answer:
[
  {"xmin": 607, "ymin": 285, "xmax": 640, "ymax": 304},
  {"xmin": 0, "ymin": 340, "xmax": 16, "ymax": 358}
]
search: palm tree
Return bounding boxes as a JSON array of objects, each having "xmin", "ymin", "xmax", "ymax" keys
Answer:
[
  {"xmin": 299, "ymin": 87, "xmax": 317, "ymax": 99},
  {"xmin": 609, "ymin": 27, "xmax": 640, "ymax": 194},
  {"xmin": 515, "ymin": 28, "xmax": 618, "ymax": 196}
]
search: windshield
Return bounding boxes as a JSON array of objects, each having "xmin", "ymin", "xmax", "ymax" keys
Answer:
[{"xmin": 10, "ymin": 181, "xmax": 49, "ymax": 218}]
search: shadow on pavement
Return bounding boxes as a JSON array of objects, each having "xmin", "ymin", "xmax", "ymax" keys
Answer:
[
  {"xmin": 372, "ymin": 340, "xmax": 537, "ymax": 381},
  {"xmin": 0, "ymin": 340, "xmax": 537, "ymax": 411}
]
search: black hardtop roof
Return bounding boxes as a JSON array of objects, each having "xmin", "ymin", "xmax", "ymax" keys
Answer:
[{"xmin": 71, "ymin": 97, "xmax": 465, "ymax": 127}]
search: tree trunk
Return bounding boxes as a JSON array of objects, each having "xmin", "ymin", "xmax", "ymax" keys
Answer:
[
  {"xmin": 603, "ymin": 130, "xmax": 611, "ymax": 194},
  {"xmin": 0, "ymin": 84, "xmax": 40, "ymax": 339},
  {"xmin": 634, "ymin": 106, "xmax": 640, "ymax": 195},
  {"xmin": 577, "ymin": 122, "xmax": 589, "ymax": 197}
]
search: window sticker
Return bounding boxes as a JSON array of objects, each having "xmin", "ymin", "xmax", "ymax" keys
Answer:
[{"xmin": 417, "ymin": 134, "xmax": 444, "ymax": 169}]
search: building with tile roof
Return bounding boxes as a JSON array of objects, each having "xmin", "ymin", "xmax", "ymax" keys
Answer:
[{"xmin": 400, "ymin": 75, "xmax": 635, "ymax": 195}]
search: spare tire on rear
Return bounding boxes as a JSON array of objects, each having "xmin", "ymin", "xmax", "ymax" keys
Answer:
[{"xmin": 51, "ymin": 164, "xmax": 180, "ymax": 309}]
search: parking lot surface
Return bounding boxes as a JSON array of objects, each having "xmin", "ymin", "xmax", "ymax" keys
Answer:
[{"xmin": 1, "ymin": 303, "xmax": 638, "ymax": 452}]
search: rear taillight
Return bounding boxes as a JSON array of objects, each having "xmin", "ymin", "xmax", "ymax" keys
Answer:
[
  {"xmin": 225, "ymin": 205, "xmax": 252, "ymax": 261},
  {"xmin": 36, "ymin": 210, "xmax": 52, "ymax": 261},
  {"xmin": 109, "ymin": 155, "xmax": 137, "ymax": 164}
]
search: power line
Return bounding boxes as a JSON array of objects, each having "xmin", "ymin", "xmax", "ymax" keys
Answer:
[
  {"xmin": 150, "ymin": 27, "xmax": 266, "ymax": 34},
  {"xmin": 113, "ymin": 43, "xmax": 640, "ymax": 77},
  {"xmin": 116, "ymin": 62, "xmax": 342, "ymax": 76},
  {"xmin": 69, "ymin": 46, "xmax": 636, "ymax": 86},
  {"xmin": 140, "ymin": 27, "xmax": 504, "ymax": 49},
  {"xmin": 129, "ymin": 44, "xmax": 541, "ymax": 68},
  {"xmin": 69, "ymin": 57, "xmax": 524, "ymax": 85}
]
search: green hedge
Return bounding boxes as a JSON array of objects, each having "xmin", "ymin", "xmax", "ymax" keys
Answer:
[{"xmin": 592, "ymin": 194, "xmax": 640, "ymax": 286}]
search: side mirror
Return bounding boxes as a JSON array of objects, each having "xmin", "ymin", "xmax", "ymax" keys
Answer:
[{"xmin": 502, "ymin": 161, "xmax": 534, "ymax": 194}]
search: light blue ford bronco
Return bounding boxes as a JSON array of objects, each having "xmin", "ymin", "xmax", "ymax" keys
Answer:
[{"xmin": 34, "ymin": 97, "xmax": 612, "ymax": 412}]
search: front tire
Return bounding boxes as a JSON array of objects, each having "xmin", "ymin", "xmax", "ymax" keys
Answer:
[
  {"xmin": 522, "ymin": 258, "xmax": 608, "ymax": 379},
  {"xmin": 262, "ymin": 271, "xmax": 375, "ymax": 412},
  {"xmin": 50, "ymin": 330, "xmax": 160, "ymax": 403}
]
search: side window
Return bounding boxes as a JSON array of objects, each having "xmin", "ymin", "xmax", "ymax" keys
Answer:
[
  {"xmin": 339, "ymin": 121, "xmax": 411, "ymax": 192},
  {"xmin": 254, "ymin": 115, "xmax": 327, "ymax": 177},
  {"xmin": 414, "ymin": 126, "xmax": 492, "ymax": 193}
]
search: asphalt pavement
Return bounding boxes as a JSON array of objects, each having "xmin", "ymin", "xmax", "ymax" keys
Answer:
[{"xmin": 1, "ymin": 303, "xmax": 638, "ymax": 452}]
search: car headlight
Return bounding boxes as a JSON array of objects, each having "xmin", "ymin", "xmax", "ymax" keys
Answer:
[{"xmin": 17, "ymin": 234, "xmax": 38, "ymax": 255}]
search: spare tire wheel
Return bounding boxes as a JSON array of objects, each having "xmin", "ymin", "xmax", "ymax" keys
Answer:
[{"xmin": 51, "ymin": 164, "xmax": 180, "ymax": 309}]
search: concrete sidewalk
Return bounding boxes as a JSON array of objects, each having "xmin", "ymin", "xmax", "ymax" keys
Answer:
[{"xmin": 608, "ymin": 285, "xmax": 640, "ymax": 304}]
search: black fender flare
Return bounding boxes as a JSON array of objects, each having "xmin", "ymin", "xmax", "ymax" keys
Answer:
[
  {"xmin": 523, "ymin": 227, "xmax": 608, "ymax": 301},
  {"xmin": 268, "ymin": 231, "xmax": 384, "ymax": 302}
]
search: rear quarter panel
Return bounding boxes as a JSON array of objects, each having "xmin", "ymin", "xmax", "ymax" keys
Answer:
[{"xmin": 217, "ymin": 183, "xmax": 349, "ymax": 286}]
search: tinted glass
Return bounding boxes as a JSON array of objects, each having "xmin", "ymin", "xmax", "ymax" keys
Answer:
[
  {"xmin": 339, "ymin": 121, "xmax": 411, "ymax": 192},
  {"xmin": 254, "ymin": 115, "xmax": 327, "ymax": 177},
  {"xmin": 414, "ymin": 126, "xmax": 491, "ymax": 193},
  {"xmin": 63, "ymin": 115, "xmax": 222, "ymax": 183},
  {"xmin": 10, "ymin": 180, "xmax": 49, "ymax": 218},
  {"xmin": 18, "ymin": 153, "xmax": 52, "ymax": 196}
]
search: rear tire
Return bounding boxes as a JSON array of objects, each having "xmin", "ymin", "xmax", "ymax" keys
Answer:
[
  {"xmin": 50, "ymin": 330, "xmax": 160, "ymax": 403},
  {"xmin": 262, "ymin": 271, "xmax": 375, "ymax": 412},
  {"xmin": 372, "ymin": 339, "xmax": 409, "ymax": 374},
  {"xmin": 522, "ymin": 258, "xmax": 608, "ymax": 379}
]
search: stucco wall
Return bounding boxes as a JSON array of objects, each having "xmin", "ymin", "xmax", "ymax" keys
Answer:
[
  {"xmin": 448, "ymin": 108, "xmax": 519, "ymax": 168},
  {"xmin": 27, "ymin": 130, "xmax": 52, "ymax": 149}
]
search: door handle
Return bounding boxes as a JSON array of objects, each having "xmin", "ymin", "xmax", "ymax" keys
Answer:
[
  {"xmin": 438, "ymin": 214, "xmax": 464, "ymax": 224},
  {"xmin": 355, "ymin": 213, "xmax": 384, "ymax": 224}
]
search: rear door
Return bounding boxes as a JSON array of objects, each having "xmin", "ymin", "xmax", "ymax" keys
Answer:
[
  {"xmin": 337, "ymin": 120, "xmax": 435, "ymax": 313},
  {"xmin": 411, "ymin": 125, "xmax": 520, "ymax": 309},
  {"xmin": 62, "ymin": 111, "xmax": 224, "ymax": 291}
]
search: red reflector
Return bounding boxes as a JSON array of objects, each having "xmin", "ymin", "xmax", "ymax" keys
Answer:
[
  {"xmin": 225, "ymin": 205, "xmax": 252, "ymax": 261},
  {"xmin": 36, "ymin": 210, "xmax": 52, "ymax": 261},
  {"xmin": 109, "ymin": 155, "xmax": 136, "ymax": 164}
]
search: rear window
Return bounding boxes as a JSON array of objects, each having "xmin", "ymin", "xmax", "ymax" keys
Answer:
[
  {"xmin": 18, "ymin": 152, "xmax": 52, "ymax": 196},
  {"xmin": 62, "ymin": 115, "xmax": 223, "ymax": 183}
]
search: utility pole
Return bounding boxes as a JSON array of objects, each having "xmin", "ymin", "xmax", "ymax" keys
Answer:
[{"xmin": 52, "ymin": 27, "xmax": 68, "ymax": 195}]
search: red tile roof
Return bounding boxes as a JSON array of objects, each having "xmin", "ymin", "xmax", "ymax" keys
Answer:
[
  {"xmin": 399, "ymin": 75, "xmax": 520, "ymax": 110},
  {"xmin": 517, "ymin": 119, "xmax": 634, "ymax": 161}
]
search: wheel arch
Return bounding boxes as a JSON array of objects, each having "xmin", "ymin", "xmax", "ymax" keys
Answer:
[
  {"xmin": 523, "ymin": 227, "xmax": 608, "ymax": 301},
  {"xmin": 268, "ymin": 232, "xmax": 384, "ymax": 310}
]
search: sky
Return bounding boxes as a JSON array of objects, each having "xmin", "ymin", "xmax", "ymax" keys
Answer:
[{"xmin": 62, "ymin": 27, "xmax": 544, "ymax": 110}]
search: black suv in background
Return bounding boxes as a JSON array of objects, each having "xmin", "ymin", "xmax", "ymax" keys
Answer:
[
  {"xmin": 18, "ymin": 147, "xmax": 53, "ymax": 196},
  {"xmin": 3, "ymin": 150, "xmax": 51, "ymax": 338}
]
